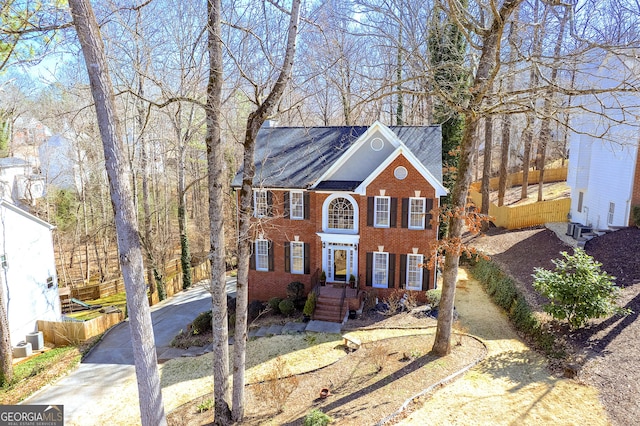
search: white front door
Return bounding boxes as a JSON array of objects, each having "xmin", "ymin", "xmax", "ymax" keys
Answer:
[{"xmin": 326, "ymin": 245, "xmax": 356, "ymax": 282}]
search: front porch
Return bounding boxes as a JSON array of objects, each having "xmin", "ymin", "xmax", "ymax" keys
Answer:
[{"xmin": 312, "ymin": 284, "xmax": 363, "ymax": 323}]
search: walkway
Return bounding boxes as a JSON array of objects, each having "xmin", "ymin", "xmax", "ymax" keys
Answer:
[{"xmin": 397, "ymin": 269, "xmax": 608, "ymax": 425}]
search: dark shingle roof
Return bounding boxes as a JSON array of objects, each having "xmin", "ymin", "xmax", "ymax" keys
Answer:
[{"xmin": 232, "ymin": 125, "xmax": 442, "ymax": 189}]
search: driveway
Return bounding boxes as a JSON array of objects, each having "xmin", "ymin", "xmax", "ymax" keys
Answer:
[{"xmin": 22, "ymin": 277, "xmax": 236, "ymax": 424}]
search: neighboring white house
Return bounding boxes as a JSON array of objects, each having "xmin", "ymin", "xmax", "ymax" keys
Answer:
[
  {"xmin": 0, "ymin": 157, "xmax": 45, "ymax": 206},
  {"xmin": 38, "ymin": 133, "xmax": 83, "ymax": 191},
  {"xmin": 567, "ymin": 49, "xmax": 640, "ymax": 229},
  {"xmin": 0, "ymin": 199, "xmax": 60, "ymax": 346}
]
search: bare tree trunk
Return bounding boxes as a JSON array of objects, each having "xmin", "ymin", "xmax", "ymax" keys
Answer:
[
  {"xmin": 0, "ymin": 272, "xmax": 12, "ymax": 385},
  {"xmin": 68, "ymin": 1, "xmax": 166, "ymax": 424},
  {"xmin": 433, "ymin": 0, "xmax": 523, "ymax": 356},
  {"xmin": 176, "ymin": 105, "xmax": 193, "ymax": 291},
  {"xmin": 480, "ymin": 112, "xmax": 493, "ymax": 229},
  {"xmin": 521, "ymin": 112, "xmax": 533, "ymax": 199},
  {"xmin": 233, "ymin": 1, "xmax": 302, "ymax": 421},
  {"xmin": 536, "ymin": 6, "xmax": 569, "ymax": 202},
  {"xmin": 205, "ymin": 0, "xmax": 232, "ymax": 423}
]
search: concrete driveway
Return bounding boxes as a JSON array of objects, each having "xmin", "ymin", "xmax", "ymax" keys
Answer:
[{"xmin": 22, "ymin": 277, "xmax": 236, "ymax": 424}]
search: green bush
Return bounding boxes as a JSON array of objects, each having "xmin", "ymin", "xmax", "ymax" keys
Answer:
[
  {"xmin": 268, "ymin": 297, "xmax": 282, "ymax": 313},
  {"xmin": 632, "ymin": 205, "xmax": 640, "ymax": 227},
  {"xmin": 425, "ymin": 288, "xmax": 441, "ymax": 307},
  {"xmin": 303, "ymin": 409, "xmax": 332, "ymax": 426},
  {"xmin": 191, "ymin": 311, "xmax": 212, "ymax": 335},
  {"xmin": 303, "ymin": 292, "xmax": 317, "ymax": 316},
  {"xmin": 533, "ymin": 248, "xmax": 630, "ymax": 330},
  {"xmin": 287, "ymin": 281, "xmax": 305, "ymax": 300},
  {"xmin": 278, "ymin": 298, "xmax": 296, "ymax": 316}
]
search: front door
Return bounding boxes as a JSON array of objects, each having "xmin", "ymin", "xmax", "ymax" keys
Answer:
[{"xmin": 326, "ymin": 245, "xmax": 355, "ymax": 282}]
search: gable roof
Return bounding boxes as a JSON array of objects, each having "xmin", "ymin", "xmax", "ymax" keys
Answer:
[{"xmin": 232, "ymin": 123, "xmax": 444, "ymax": 192}]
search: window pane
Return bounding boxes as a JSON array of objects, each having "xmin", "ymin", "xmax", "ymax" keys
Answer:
[
  {"xmin": 409, "ymin": 198, "xmax": 425, "ymax": 229},
  {"xmin": 407, "ymin": 254, "xmax": 423, "ymax": 290},
  {"xmin": 291, "ymin": 242, "xmax": 304, "ymax": 274},
  {"xmin": 375, "ymin": 196, "xmax": 390, "ymax": 227},
  {"xmin": 255, "ymin": 190, "xmax": 268, "ymax": 217},
  {"xmin": 373, "ymin": 252, "xmax": 388, "ymax": 287},
  {"xmin": 291, "ymin": 191, "xmax": 304, "ymax": 219},
  {"xmin": 328, "ymin": 197, "xmax": 354, "ymax": 229},
  {"xmin": 256, "ymin": 240, "xmax": 269, "ymax": 271}
]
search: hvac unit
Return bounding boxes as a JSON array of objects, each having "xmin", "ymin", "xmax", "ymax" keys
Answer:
[
  {"xmin": 566, "ymin": 222, "xmax": 578, "ymax": 236},
  {"xmin": 573, "ymin": 225, "xmax": 592, "ymax": 239}
]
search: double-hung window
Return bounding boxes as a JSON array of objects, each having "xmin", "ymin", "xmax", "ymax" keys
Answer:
[
  {"xmin": 372, "ymin": 252, "xmax": 389, "ymax": 288},
  {"xmin": 254, "ymin": 190, "xmax": 268, "ymax": 217},
  {"xmin": 290, "ymin": 241, "xmax": 304, "ymax": 274},
  {"xmin": 374, "ymin": 196, "xmax": 390, "ymax": 227},
  {"xmin": 409, "ymin": 197, "xmax": 426, "ymax": 229},
  {"xmin": 406, "ymin": 254, "xmax": 424, "ymax": 291},
  {"xmin": 255, "ymin": 239, "xmax": 269, "ymax": 271},
  {"xmin": 608, "ymin": 202, "xmax": 615, "ymax": 225},
  {"xmin": 290, "ymin": 191, "xmax": 304, "ymax": 220}
]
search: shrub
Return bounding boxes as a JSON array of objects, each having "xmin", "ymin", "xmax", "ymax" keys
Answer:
[
  {"xmin": 248, "ymin": 300, "xmax": 265, "ymax": 321},
  {"xmin": 268, "ymin": 297, "xmax": 282, "ymax": 313},
  {"xmin": 303, "ymin": 292, "xmax": 317, "ymax": 317},
  {"xmin": 254, "ymin": 357, "xmax": 299, "ymax": 414},
  {"xmin": 425, "ymin": 288, "xmax": 442, "ymax": 307},
  {"xmin": 533, "ymin": 248, "xmax": 630, "ymax": 330},
  {"xmin": 191, "ymin": 310, "xmax": 212, "ymax": 335},
  {"xmin": 287, "ymin": 281, "xmax": 305, "ymax": 300},
  {"xmin": 278, "ymin": 299, "xmax": 296, "ymax": 316},
  {"xmin": 303, "ymin": 409, "xmax": 332, "ymax": 426},
  {"xmin": 633, "ymin": 205, "xmax": 640, "ymax": 227}
]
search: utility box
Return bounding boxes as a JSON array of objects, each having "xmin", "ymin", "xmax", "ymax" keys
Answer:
[
  {"xmin": 13, "ymin": 341, "xmax": 32, "ymax": 358},
  {"xmin": 26, "ymin": 331, "xmax": 44, "ymax": 351}
]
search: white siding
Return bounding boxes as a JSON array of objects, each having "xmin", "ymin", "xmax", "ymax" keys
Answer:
[{"xmin": 0, "ymin": 204, "xmax": 60, "ymax": 346}]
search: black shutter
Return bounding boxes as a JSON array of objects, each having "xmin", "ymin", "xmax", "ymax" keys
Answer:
[
  {"xmin": 366, "ymin": 252, "xmax": 373, "ymax": 287},
  {"xmin": 426, "ymin": 198, "xmax": 434, "ymax": 229},
  {"xmin": 390, "ymin": 198, "xmax": 398, "ymax": 227},
  {"xmin": 304, "ymin": 243, "xmax": 310, "ymax": 274},
  {"xmin": 401, "ymin": 198, "xmax": 409, "ymax": 228},
  {"xmin": 267, "ymin": 191, "xmax": 274, "ymax": 217},
  {"xmin": 367, "ymin": 197, "xmax": 374, "ymax": 226},
  {"xmin": 268, "ymin": 240, "xmax": 274, "ymax": 271},
  {"xmin": 284, "ymin": 241, "xmax": 291, "ymax": 272},
  {"xmin": 284, "ymin": 192, "xmax": 290, "ymax": 218},
  {"xmin": 388, "ymin": 254, "xmax": 396, "ymax": 288},
  {"xmin": 303, "ymin": 192, "xmax": 310, "ymax": 219},
  {"xmin": 249, "ymin": 242, "xmax": 256, "ymax": 270},
  {"xmin": 399, "ymin": 254, "xmax": 407, "ymax": 289},
  {"xmin": 422, "ymin": 266, "xmax": 430, "ymax": 291}
]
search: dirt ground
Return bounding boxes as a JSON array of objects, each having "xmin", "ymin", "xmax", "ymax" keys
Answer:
[{"xmin": 467, "ymin": 225, "xmax": 640, "ymax": 426}]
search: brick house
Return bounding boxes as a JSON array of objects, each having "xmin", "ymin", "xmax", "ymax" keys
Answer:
[{"xmin": 232, "ymin": 121, "xmax": 447, "ymax": 315}]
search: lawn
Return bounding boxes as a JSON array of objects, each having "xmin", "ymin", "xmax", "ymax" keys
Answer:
[{"xmin": 65, "ymin": 292, "xmax": 127, "ymax": 321}]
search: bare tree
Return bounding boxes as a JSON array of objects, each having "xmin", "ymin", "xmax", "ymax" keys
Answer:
[
  {"xmin": 233, "ymin": 1, "xmax": 302, "ymax": 420},
  {"xmin": 67, "ymin": 1, "xmax": 166, "ymax": 424},
  {"xmin": 433, "ymin": 0, "xmax": 524, "ymax": 356}
]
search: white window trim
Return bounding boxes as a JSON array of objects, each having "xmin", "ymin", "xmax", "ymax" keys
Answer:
[
  {"xmin": 291, "ymin": 241, "xmax": 304, "ymax": 274},
  {"xmin": 290, "ymin": 190, "xmax": 304, "ymax": 220},
  {"xmin": 372, "ymin": 251, "xmax": 389, "ymax": 288},
  {"xmin": 253, "ymin": 190, "xmax": 268, "ymax": 218},
  {"xmin": 406, "ymin": 254, "xmax": 424, "ymax": 291},
  {"xmin": 409, "ymin": 197, "xmax": 426, "ymax": 230},
  {"xmin": 608, "ymin": 202, "xmax": 615, "ymax": 225},
  {"xmin": 255, "ymin": 239, "xmax": 269, "ymax": 271},
  {"xmin": 374, "ymin": 195, "xmax": 391, "ymax": 228}
]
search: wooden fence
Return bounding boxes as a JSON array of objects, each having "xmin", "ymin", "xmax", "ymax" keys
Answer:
[
  {"xmin": 68, "ymin": 259, "xmax": 211, "ymax": 302},
  {"xmin": 469, "ymin": 168, "xmax": 570, "ymax": 229},
  {"xmin": 38, "ymin": 312, "xmax": 125, "ymax": 346}
]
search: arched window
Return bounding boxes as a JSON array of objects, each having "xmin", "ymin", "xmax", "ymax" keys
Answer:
[{"xmin": 328, "ymin": 197, "xmax": 354, "ymax": 230}]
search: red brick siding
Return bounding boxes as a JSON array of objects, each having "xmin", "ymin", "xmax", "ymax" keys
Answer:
[
  {"xmin": 245, "ymin": 153, "xmax": 440, "ymax": 302},
  {"xmin": 358, "ymin": 155, "xmax": 438, "ymax": 300}
]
